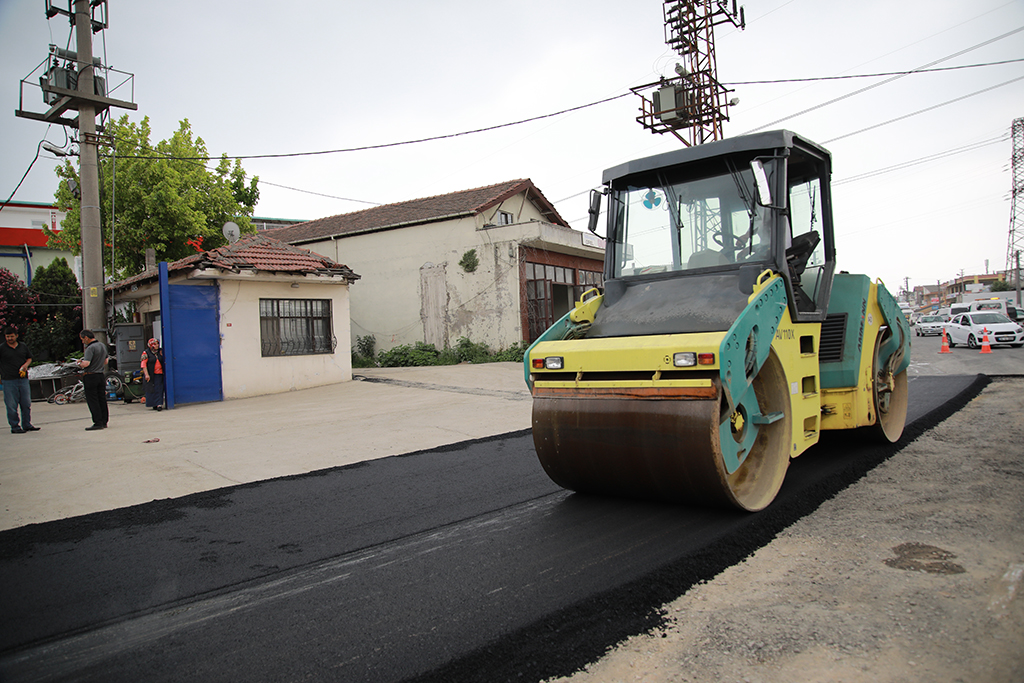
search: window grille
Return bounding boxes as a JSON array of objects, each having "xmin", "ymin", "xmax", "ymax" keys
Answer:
[{"xmin": 259, "ymin": 298, "xmax": 335, "ymax": 357}]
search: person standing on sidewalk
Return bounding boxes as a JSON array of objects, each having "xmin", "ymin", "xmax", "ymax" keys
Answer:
[
  {"xmin": 140, "ymin": 337, "xmax": 165, "ymax": 411},
  {"xmin": 77, "ymin": 329, "xmax": 108, "ymax": 431},
  {"xmin": 1, "ymin": 326, "xmax": 39, "ymax": 434}
]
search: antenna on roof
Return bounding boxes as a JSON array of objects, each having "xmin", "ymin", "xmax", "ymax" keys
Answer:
[{"xmin": 222, "ymin": 221, "xmax": 240, "ymax": 244}]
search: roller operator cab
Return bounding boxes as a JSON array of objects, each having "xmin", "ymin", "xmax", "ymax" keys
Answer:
[{"xmin": 526, "ymin": 131, "xmax": 910, "ymax": 511}]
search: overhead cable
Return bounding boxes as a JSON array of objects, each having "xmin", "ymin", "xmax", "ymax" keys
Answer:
[
  {"xmin": 823, "ymin": 76, "xmax": 1024, "ymax": 144},
  {"xmin": 726, "ymin": 58, "xmax": 1024, "ymax": 85},
  {"xmin": 833, "ymin": 135, "xmax": 1007, "ymax": 186},
  {"xmin": 743, "ymin": 25, "xmax": 1024, "ymax": 133}
]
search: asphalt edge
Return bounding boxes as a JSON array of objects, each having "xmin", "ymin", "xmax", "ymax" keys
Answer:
[
  {"xmin": 0, "ymin": 428, "xmax": 534, "ymax": 557},
  {"xmin": 404, "ymin": 374, "xmax": 992, "ymax": 683}
]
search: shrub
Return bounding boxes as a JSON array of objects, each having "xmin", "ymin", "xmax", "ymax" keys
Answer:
[
  {"xmin": 367, "ymin": 337, "xmax": 528, "ymax": 368},
  {"xmin": 377, "ymin": 341, "xmax": 441, "ymax": 367},
  {"xmin": 452, "ymin": 336, "xmax": 491, "ymax": 363},
  {"xmin": 458, "ymin": 249, "xmax": 479, "ymax": 273},
  {"xmin": 491, "ymin": 341, "xmax": 527, "ymax": 363},
  {"xmin": 355, "ymin": 335, "xmax": 376, "ymax": 359},
  {"xmin": 0, "ymin": 267, "xmax": 38, "ymax": 333}
]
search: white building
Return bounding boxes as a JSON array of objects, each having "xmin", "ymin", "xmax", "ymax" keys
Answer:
[
  {"xmin": 266, "ymin": 179, "xmax": 605, "ymax": 352},
  {"xmin": 0, "ymin": 201, "xmax": 73, "ymax": 284}
]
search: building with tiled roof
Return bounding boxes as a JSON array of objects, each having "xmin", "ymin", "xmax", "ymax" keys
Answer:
[
  {"xmin": 108, "ymin": 234, "xmax": 360, "ymax": 400},
  {"xmin": 265, "ymin": 179, "xmax": 604, "ymax": 353}
]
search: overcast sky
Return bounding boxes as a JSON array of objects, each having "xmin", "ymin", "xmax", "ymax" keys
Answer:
[{"xmin": 1, "ymin": 0, "xmax": 1022, "ymax": 294}]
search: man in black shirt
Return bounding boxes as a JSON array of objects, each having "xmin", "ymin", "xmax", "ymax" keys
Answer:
[
  {"xmin": 1, "ymin": 326, "xmax": 39, "ymax": 434},
  {"xmin": 77, "ymin": 329, "xmax": 109, "ymax": 431}
]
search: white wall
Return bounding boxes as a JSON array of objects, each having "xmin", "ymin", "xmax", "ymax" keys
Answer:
[
  {"xmin": 218, "ymin": 279, "xmax": 352, "ymax": 399},
  {"xmin": 298, "ymin": 192, "xmax": 580, "ymax": 353},
  {"xmin": 0, "ymin": 203, "xmax": 72, "ymax": 284}
]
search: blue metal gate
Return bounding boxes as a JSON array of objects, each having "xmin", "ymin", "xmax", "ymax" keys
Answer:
[{"xmin": 159, "ymin": 274, "xmax": 223, "ymax": 405}]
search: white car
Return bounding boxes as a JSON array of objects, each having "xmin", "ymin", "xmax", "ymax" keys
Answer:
[
  {"xmin": 944, "ymin": 312, "xmax": 1024, "ymax": 349},
  {"xmin": 915, "ymin": 315, "xmax": 946, "ymax": 337}
]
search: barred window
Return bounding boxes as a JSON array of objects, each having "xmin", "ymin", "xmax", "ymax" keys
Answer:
[{"xmin": 259, "ymin": 298, "xmax": 335, "ymax": 357}]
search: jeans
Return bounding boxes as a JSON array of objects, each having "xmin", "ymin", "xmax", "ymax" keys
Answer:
[{"xmin": 3, "ymin": 377, "xmax": 32, "ymax": 430}]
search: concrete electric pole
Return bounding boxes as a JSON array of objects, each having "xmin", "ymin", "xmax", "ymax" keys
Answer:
[
  {"xmin": 14, "ymin": 0, "xmax": 136, "ymax": 344},
  {"xmin": 73, "ymin": 0, "xmax": 105, "ymax": 341}
]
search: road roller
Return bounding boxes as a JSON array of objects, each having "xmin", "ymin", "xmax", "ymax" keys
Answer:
[{"xmin": 524, "ymin": 130, "xmax": 910, "ymax": 511}]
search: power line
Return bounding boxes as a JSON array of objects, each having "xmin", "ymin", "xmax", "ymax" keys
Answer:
[
  {"xmin": 725, "ymin": 58, "xmax": 1024, "ymax": 85},
  {"xmin": 744, "ymin": 25, "xmax": 1024, "ymax": 134},
  {"xmin": 35, "ymin": 52, "xmax": 1018, "ymax": 213},
  {"xmin": 114, "ymin": 93, "xmax": 634, "ymax": 163},
  {"xmin": 84, "ymin": 53, "xmax": 1017, "ymax": 189},
  {"xmin": 833, "ymin": 135, "xmax": 1007, "ymax": 186},
  {"xmin": 0, "ymin": 140, "xmax": 46, "ymax": 215},
  {"xmin": 823, "ymin": 75, "xmax": 1024, "ymax": 144},
  {"xmin": 255, "ymin": 180, "xmax": 380, "ymax": 206}
]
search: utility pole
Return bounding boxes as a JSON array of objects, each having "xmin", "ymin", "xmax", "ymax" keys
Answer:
[
  {"xmin": 632, "ymin": 1, "xmax": 745, "ymax": 147},
  {"xmin": 74, "ymin": 0, "xmax": 104, "ymax": 342},
  {"xmin": 1007, "ymin": 118, "xmax": 1023, "ymax": 286},
  {"xmin": 1017, "ymin": 250, "xmax": 1021, "ymax": 308},
  {"xmin": 14, "ymin": 1, "xmax": 136, "ymax": 345}
]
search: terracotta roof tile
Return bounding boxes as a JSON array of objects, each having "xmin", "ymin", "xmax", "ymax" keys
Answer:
[
  {"xmin": 108, "ymin": 233, "xmax": 359, "ymax": 292},
  {"xmin": 263, "ymin": 179, "xmax": 569, "ymax": 244}
]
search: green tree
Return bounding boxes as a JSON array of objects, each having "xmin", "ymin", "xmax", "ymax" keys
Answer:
[
  {"xmin": 0, "ymin": 268, "xmax": 39, "ymax": 334},
  {"xmin": 990, "ymin": 278, "xmax": 1015, "ymax": 292},
  {"xmin": 46, "ymin": 115, "xmax": 260, "ymax": 278},
  {"xmin": 23, "ymin": 258, "xmax": 82, "ymax": 361}
]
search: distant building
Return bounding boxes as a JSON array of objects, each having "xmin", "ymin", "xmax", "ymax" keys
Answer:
[
  {"xmin": 0, "ymin": 201, "xmax": 74, "ymax": 284},
  {"xmin": 912, "ymin": 272, "xmax": 1015, "ymax": 313},
  {"xmin": 265, "ymin": 179, "xmax": 605, "ymax": 353},
  {"xmin": 251, "ymin": 216, "xmax": 309, "ymax": 232}
]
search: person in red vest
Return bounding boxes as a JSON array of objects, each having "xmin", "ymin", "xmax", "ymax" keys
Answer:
[{"xmin": 140, "ymin": 338, "xmax": 165, "ymax": 411}]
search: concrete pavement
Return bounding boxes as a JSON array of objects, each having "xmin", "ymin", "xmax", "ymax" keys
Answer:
[{"xmin": 0, "ymin": 363, "xmax": 532, "ymax": 531}]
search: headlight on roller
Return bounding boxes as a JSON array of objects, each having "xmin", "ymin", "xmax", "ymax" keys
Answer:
[
  {"xmin": 532, "ymin": 356, "xmax": 564, "ymax": 370},
  {"xmin": 673, "ymin": 352, "xmax": 696, "ymax": 367}
]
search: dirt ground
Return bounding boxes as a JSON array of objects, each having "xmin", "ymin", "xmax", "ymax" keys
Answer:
[{"xmin": 547, "ymin": 377, "xmax": 1024, "ymax": 683}]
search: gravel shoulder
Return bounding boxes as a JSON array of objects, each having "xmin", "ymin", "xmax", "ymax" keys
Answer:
[{"xmin": 547, "ymin": 377, "xmax": 1024, "ymax": 683}]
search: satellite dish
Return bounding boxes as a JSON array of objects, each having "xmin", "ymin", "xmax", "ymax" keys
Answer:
[{"xmin": 222, "ymin": 221, "xmax": 240, "ymax": 243}]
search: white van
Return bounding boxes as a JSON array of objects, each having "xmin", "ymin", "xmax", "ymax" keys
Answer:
[
  {"xmin": 949, "ymin": 303, "xmax": 970, "ymax": 317},
  {"xmin": 969, "ymin": 298, "xmax": 1019, "ymax": 321}
]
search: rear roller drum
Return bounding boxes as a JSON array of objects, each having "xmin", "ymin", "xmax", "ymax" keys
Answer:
[
  {"xmin": 870, "ymin": 333, "xmax": 908, "ymax": 443},
  {"xmin": 720, "ymin": 350, "xmax": 792, "ymax": 511}
]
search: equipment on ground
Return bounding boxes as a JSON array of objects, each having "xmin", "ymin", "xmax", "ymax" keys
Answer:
[{"xmin": 524, "ymin": 130, "xmax": 910, "ymax": 511}]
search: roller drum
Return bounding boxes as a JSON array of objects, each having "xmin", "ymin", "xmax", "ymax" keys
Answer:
[{"xmin": 531, "ymin": 352, "xmax": 792, "ymax": 511}]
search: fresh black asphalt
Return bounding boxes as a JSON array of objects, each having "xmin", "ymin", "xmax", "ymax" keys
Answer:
[{"xmin": 0, "ymin": 374, "xmax": 987, "ymax": 683}]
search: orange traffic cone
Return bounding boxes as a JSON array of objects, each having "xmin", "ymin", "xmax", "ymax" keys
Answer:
[
  {"xmin": 939, "ymin": 327, "xmax": 951, "ymax": 353},
  {"xmin": 980, "ymin": 327, "xmax": 992, "ymax": 354}
]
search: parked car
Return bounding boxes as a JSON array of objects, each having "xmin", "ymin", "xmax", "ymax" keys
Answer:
[
  {"xmin": 915, "ymin": 314, "xmax": 946, "ymax": 336},
  {"xmin": 944, "ymin": 312, "xmax": 1024, "ymax": 349}
]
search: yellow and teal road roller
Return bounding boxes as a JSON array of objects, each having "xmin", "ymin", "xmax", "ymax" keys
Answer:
[{"xmin": 525, "ymin": 130, "xmax": 910, "ymax": 511}]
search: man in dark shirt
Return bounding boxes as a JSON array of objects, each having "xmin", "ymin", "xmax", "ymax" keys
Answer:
[
  {"xmin": 78, "ymin": 329, "xmax": 109, "ymax": 431},
  {"xmin": 1, "ymin": 326, "xmax": 39, "ymax": 434}
]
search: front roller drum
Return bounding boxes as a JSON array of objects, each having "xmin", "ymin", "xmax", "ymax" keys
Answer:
[{"xmin": 532, "ymin": 353, "xmax": 793, "ymax": 511}]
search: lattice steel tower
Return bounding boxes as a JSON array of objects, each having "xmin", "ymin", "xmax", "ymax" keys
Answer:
[
  {"xmin": 1007, "ymin": 118, "xmax": 1024, "ymax": 288},
  {"xmin": 633, "ymin": 0, "xmax": 744, "ymax": 146}
]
